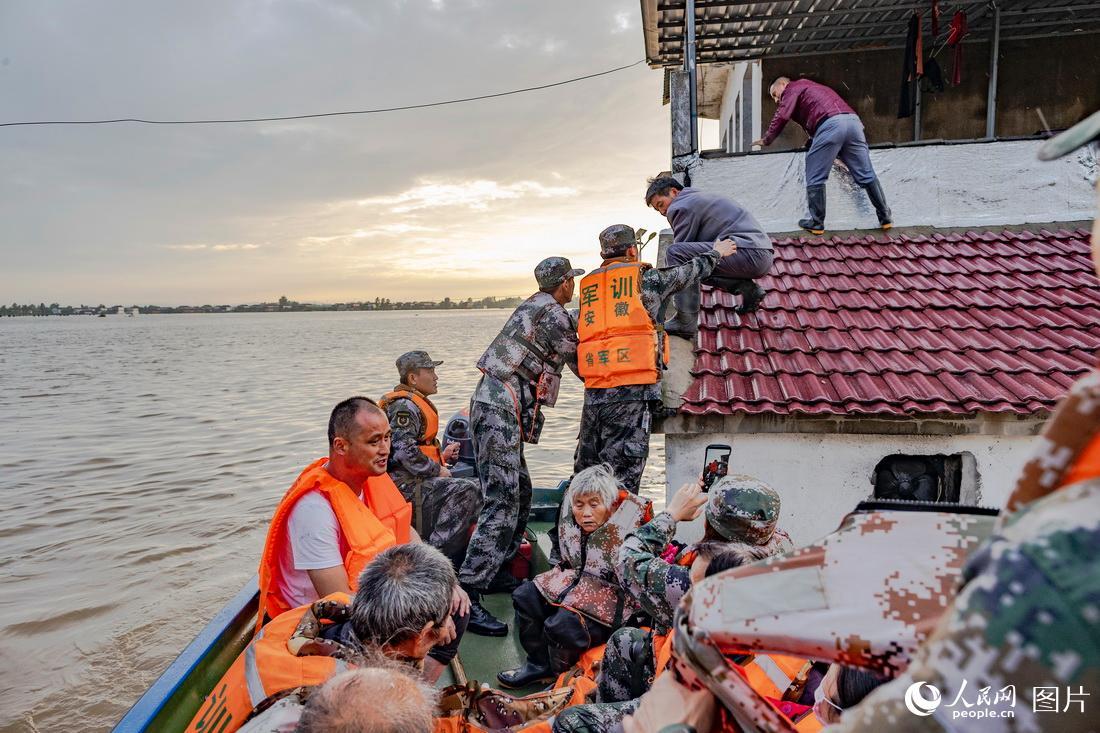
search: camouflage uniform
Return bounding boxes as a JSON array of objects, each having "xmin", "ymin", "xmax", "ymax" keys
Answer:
[
  {"xmin": 458, "ymin": 258, "xmax": 582, "ymax": 592},
  {"xmin": 574, "ymin": 225, "xmax": 721, "ymax": 493},
  {"xmin": 551, "ymin": 478, "xmax": 796, "ymax": 733},
  {"xmin": 381, "ymin": 371, "xmax": 482, "ymax": 568},
  {"xmin": 828, "ymin": 369, "xmax": 1100, "ymax": 732}
]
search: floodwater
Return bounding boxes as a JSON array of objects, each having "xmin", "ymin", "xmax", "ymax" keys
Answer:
[{"xmin": 0, "ymin": 311, "xmax": 666, "ymax": 732}]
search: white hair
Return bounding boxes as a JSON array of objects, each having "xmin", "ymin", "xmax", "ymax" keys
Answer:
[
  {"xmin": 297, "ymin": 666, "xmax": 439, "ymax": 733},
  {"xmin": 351, "ymin": 543, "xmax": 455, "ymax": 649},
  {"xmin": 563, "ymin": 464, "xmax": 620, "ymax": 520}
]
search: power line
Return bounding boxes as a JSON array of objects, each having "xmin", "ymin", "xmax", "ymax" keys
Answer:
[{"xmin": 0, "ymin": 60, "xmax": 646, "ymax": 128}]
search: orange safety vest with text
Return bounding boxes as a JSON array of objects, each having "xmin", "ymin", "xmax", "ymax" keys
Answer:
[
  {"xmin": 256, "ymin": 458, "xmax": 412, "ymax": 626},
  {"xmin": 577, "ymin": 261, "xmax": 666, "ymax": 389},
  {"xmin": 379, "ymin": 386, "xmax": 443, "ymax": 464},
  {"xmin": 185, "ymin": 593, "xmax": 353, "ymax": 733}
]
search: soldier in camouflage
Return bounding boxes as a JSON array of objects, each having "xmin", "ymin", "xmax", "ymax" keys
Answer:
[
  {"xmin": 573, "ymin": 225, "xmax": 736, "ymax": 494},
  {"xmin": 458, "ymin": 256, "xmax": 582, "ymax": 637},
  {"xmin": 553, "ymin": 476, "xmax": 794, "ymax": 733},
  {"xmin": 379, "ymin": 351, "xmax": 482, "ymax": 570}
]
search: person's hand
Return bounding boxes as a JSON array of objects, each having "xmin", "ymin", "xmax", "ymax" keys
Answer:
[
  {"xmin": 622, "ymin": 673, "xmax": 717, "ymax": 733},
  {"xmin": 666, "ymin": 479, "xmax": 707, "ymax": 523},
  {"xmin": 712, "ymin": 238, "xmax": 737, "ymax": 259},
  {"xmin": 451, "ymin": 583, "xmax": 471, "ymax": 617},
  {"xmin": 752, "ymin": 138, "xmax": 765, "ymax": 148},
  {"xmin": 442, "ymin": 441, "xmax": 460, "ymax": 464},
  {"xmin": 434, "ymin": 614, "xmax": 457, "ymax": 647},
  {"xmin": 438, "ymin": 465, "xmax": 453, "ymax": 479}
]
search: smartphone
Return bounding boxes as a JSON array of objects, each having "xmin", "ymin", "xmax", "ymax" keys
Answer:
[{"xmin": 701, "ymin": 443, "xmax": 732, "ymax": 492}]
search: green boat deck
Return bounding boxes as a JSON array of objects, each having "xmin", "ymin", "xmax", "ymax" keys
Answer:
[{"xmin": 442, "ymin": 520, "xmax": 556, "ymax": 695}]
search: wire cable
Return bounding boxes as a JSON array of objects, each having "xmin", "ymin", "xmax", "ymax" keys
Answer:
[{"xmin": 1, "ymin": 59, "xmax": 646, "ymax": 128}]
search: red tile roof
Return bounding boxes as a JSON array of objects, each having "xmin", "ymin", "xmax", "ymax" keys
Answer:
[{"xmin": 683, "ymin": 228, "xmax": 1100, "ymax": 417}]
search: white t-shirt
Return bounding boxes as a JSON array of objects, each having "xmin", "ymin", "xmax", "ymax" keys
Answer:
[{"xmin": 276, "ymin": 490, "xmax": 353, "ymax": 609}]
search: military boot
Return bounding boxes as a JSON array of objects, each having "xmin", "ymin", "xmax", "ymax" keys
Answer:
[
  {"xmin": 703, "ymin": 276, "xmax": 767, "ymax": 315},
  {"xmin": 464, "ymin": 586, "xmax": 507, "ymax": 637},
  {"xmin": 798, "ymin": 184, "xmax": 826, "ymax": 235},
  {"xmin": 663, "ymin": 285, "xmax": 702, "ymax": 339},
  {"xmin": 861, "ymin": 178, "xmax": 893, "ymax": 229},
  {"xmin": 497, "ymin": 608, "xmax": 554, "ymax": 688}
]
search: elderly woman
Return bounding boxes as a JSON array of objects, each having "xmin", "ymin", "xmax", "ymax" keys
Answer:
[{"xmin": 498, "ymin": 465, "xmax": 652, "ymax": 688}]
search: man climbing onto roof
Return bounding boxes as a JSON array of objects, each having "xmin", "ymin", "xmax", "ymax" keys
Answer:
[
  {"xmin": 645, "ymin": 177, "xmax": 773, "ymax": 335},
  {"xmin": 573, "ymin": 225, "xmax": 735, "ymax": 492},
  {"xmin": 753, "ymin": 76, "xmax": 893, "ymax": 235},
  {"xmin": 379, "ymin": 350, "xmax": 482, "ymax": 570}
]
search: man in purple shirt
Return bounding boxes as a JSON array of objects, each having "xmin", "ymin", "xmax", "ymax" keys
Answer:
[{"xmin": 753, "ymin": 77, "xmax": 892, "ymax": 235}]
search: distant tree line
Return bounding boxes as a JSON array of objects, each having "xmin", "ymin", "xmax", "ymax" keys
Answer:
[{"xmin": 1, "ymin": 295, "xmax": 526, "ymax": 317}]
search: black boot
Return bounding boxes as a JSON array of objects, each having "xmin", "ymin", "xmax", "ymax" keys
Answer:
[
  {"xmin": 663, "ymin": 285, "xmax": 702, "ymax": 339},
  {"xmin": 485, "ymin": 567, "xmax": 522, "ymax": 594},
  {"xmin": 703, "ymin": 277, "xmax": 767, "ymax": 315},
  {"xmin": 861, "ymin": 178, "xmax": 893, "ymax": 229},
  {"xmin": 798, "ymin": 184, "xmax": 826, "ymax": 235},
  {"xmin": 464, "ymin": 587, "xmax": 507, "ymax": 637},
  {"xmin": 548, "ymin": 645, "xmax": 582, "ymax": 675},
  {"xmin": 497, "ymin": 606, "xmax": 553, "ymax": 688}
]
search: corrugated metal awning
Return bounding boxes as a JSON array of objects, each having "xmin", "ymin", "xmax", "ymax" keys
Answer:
[{"xmin": 641, "ymin": 0, "xmax": 1100, "ymax": 65}]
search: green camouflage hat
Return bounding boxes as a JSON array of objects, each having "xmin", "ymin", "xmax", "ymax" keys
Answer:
[
  {"xmin": 598, "ymin": 224, "xmax": 639, "ymax": 258},
  {"xmin": 705, "ymin": 474, "xmax": 781, "ymax": 545},
  {"xmin": 395, "ymin": 350, "xmax": 443, "ymax": 380},
  {"xmin": 534, "ymin": 257, "xmax": 584, "ymax": 289}
]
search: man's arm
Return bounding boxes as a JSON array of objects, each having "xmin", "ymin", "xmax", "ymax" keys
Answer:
[
  {"xmin": 306, "ymin": 566, "xmax": 352, "ymax": 598},
  {"xmin": 761, "ymin": 87, "xmax": 799, "ymax": 146},
  {"xmin": 548, "ymin": 306, "xmax": 580, "ymax": 378},
  {"xmin": 386, "ymin": 400, "xmax": 442, "ymax": 479},
  {"xmin": 617, "ymin": 512, "xmax": 691, "ymax": 627},
  {"xmin": 653, "ymin": 248, "xmax": 721, "ymax": 301}
]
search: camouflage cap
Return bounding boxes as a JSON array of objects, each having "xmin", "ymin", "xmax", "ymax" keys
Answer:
[
  {"xmin": 395, "ymin": 350, "xmax": 443, "ymax": 379},
  {"xmin": 705, "ymin": 474, "xmax": 781, "ymax": 545},
  {"xmin": 598, "ymin": 224, "xmax": 639, "ymax": 258},
  {"xmin": 534, "ymin": 257, "xmax": 584, "ymax": 289},
  {"xmin": 1038, "ymin": 108, "xmax": 1100, "ymax": 161}
]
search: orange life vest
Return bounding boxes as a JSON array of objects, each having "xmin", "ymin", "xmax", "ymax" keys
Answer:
[
  {"xmin": 256, "ymin": 458, "xmax": 412, "ymax": 626},
  {"xmin": 185, "ymin": 593, "xmax": 353, "ymax": 733},
  {"xmin": 577, "ymin": 261, "xmax": 666, "ymax": 389},
  {"xmin": 379, "ymin": 386, "xmax": 443, "ymax": 464},
  {"xmin": 1063, "ymin": 432, "xmax": 1100, "ymax": 487}
]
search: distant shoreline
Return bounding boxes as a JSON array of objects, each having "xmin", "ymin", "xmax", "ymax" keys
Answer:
[{"xmin": 1, "ymin": 297, "xmax": 527, "ymax": 317}]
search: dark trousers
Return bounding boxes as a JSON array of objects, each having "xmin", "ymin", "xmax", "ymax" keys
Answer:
[
  {"xmin": 512, "ymin": 581, "xmax": 614, "ymax": 668},
  {"xmin": 666, "ymin": 242, "xmax": 774, "ymax": 281},
  {"xmin": 573, "ymin": 400, "xmax": 652, "ymax": 494}
]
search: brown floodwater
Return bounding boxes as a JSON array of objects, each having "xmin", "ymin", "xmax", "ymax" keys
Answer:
[{"xmin": 0, "ymin": 310, "xmax": 666, "ymax": 732}]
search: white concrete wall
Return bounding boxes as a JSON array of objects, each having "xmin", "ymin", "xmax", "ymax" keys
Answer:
[
  {"xmin": 666, "ymin": 431, "xmax": 1037, "ymax": 546},
  {"xmin": 690, "ymin": 139, "xmax": 1098, "ymax": 231}
]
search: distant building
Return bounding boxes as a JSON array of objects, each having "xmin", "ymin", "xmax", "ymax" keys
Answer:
[{"xmin": 641, "ymin": 0, "xmax": 1100, "ymax": 542}]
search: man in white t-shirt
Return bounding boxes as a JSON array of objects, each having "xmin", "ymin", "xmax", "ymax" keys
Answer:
[{"xmin": 260, "ymin": 397, "xmax": 470, "ymax": 682}]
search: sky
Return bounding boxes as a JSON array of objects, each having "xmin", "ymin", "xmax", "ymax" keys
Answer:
[{"xmin": 0, "ymin": 0, "xmax": 718, "ymax": 305}]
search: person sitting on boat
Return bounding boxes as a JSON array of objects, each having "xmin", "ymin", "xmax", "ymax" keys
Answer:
[
  {"xmin": 379, "ymin": 350, "xmax": 482, "ymax": 570},
  {"xmin": 497, "ymin": 464, "xmax": 653, "ymax": 689},
  {"xmin": 552, "ymin": 478, "xmax": 797, "ymax": 733},
  {"xmin": 296, "ymin": 666, "xmax": 439, "ymax": 733},
  {"xmin": 185, "ymin": 544, "xmax": 460, "ymax": 733},
  {"xmin": 256, "ymin": 396, "xmax": 470, "ymax": 632}
]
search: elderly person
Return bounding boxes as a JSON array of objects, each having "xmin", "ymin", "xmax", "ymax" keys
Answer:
[
  {"xmin": 296, "ymin": 667, "xmax": 439, "ymax": 733},
  {"xmin": 753, "ymin": 76, "xmax": 892, "ymax": 234},
  {"xmin": 498, "ymin": 465, "xmax": 652, "ymax": 688},
  {"xmin": 185, "ymin": 543, "xmax": 460, "ymax": 733}
]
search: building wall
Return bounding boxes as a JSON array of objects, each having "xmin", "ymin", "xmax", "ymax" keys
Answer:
[
  {"xmin": 757, "ymin": 35, "xmax": 1100, "ymax": 150},
  {"xmin": 690, "ymin": 138, "xmax": 1097, "ymax": 231},
  {"xmin": 665, "ymin": 431, "xmax": 1035, "ymax": 546}
]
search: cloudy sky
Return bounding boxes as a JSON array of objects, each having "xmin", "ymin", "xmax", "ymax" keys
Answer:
[{"xmin": 0, "ymin": 0, "xmax": 719, "ymax": 305}]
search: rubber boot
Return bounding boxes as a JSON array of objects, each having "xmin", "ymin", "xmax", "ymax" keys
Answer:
[
  {"xmin": 798, "ymin": 184, "xmax": 826, "ymax": 235},
  {"xmin": 703, "ymin": 277, "xmax": 767, "ymax": 315},
  {"xmin": 548, "ymin": 644, "xmax": 583, "ymax": 675},
  {"xmin": 464, "ymin": 586, "xmax": 507, "ymax": 637},
  {"xmin": 862, "ymin": 178, "xmax": 893, "ymax": 229},
  {"xmin": 497, "ymin": 607, "xmax": 553, "ymax": 688},
  {"xmin": 663, "ymin": 285, "xmax": 702, "ymax": 339}
]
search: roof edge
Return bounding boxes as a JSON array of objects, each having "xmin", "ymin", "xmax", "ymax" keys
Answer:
[{"xmin": 657, "ymin": 411, "xmax": 1049, "ymax": 437}]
